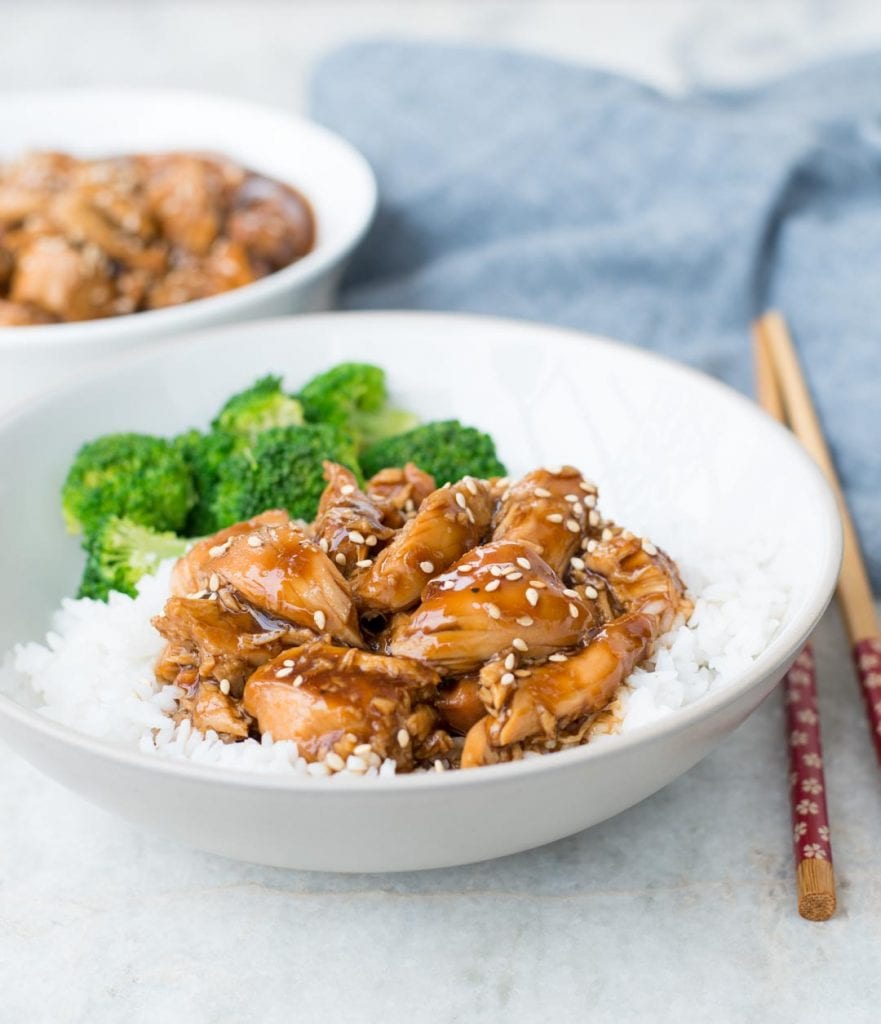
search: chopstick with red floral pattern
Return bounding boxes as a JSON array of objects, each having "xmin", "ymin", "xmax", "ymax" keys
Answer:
[
  {"xmin": 758, "ymin": 312, "xmax": 881, "ymax": 764},
  {"xmin": 753, "ymin": 316, "xmax": 837, "ymax": 920}
]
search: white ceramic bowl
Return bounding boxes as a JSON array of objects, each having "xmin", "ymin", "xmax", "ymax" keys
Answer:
[
  {"xmin": 0, "ymin": 89, "xmax": 376, "ymax": 409},
  {"xmin": 0, "ymin": 313, "xmax": 841, "ymax": 871}
]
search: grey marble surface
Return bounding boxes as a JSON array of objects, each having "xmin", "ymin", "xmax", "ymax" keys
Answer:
[{"xmin": 3, "ymin": 2, "xmax": 881, "ymax": 1020}]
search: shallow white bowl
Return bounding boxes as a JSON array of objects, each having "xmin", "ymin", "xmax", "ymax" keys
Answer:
[
  {"xmin": 0, "ymin": 313, "xmax": 841, "ymax": 871},
  {"xmin": 0, "ymin": 89, "xmax": 376, "ymax": 408}
]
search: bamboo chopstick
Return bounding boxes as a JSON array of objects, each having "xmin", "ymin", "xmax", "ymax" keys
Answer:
[
  {"xmin": 752, "ymin": 320, "xmax": 837, "ymax": 921},
  {"xmin": 757, "ymin": 312, "xmax": 881, "ymax": 756}
]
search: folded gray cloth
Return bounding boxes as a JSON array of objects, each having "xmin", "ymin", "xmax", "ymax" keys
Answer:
[{"xmin": 311, "ymin": 42, "xmax": 881, "ymax": 588}]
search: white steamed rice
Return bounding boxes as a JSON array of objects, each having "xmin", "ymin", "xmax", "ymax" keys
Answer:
[{"xmin": 2, "ymin": 540, "xmax": 790, "ymax": 777}]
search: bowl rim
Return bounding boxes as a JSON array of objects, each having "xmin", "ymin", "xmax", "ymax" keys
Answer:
[
  {"xmin": 0, "ymin": 87, "xmax": 378, "ymax": 349},
  {"xmin": 0, "ymin": 310, "xmax": 844, "ymax": 793}
]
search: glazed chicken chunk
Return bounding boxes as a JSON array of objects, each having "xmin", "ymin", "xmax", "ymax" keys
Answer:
[
  {"xmin": 209, "ymin": 519, "xmax": 362, "ymax": 647},
  {"xmin": 355, "ymin": 476, "xmax": 494, "ymax": 615},
  {"xmin": 243, "ymin": 642, "xmax": 449, "ymax": 768},
  {"xmin": 313, "ymin": 462, "xmax": 394, "ymax": 577},
  {"xmin": 387, "ymin": 540, "xmax": 595, "ymax": 675},
  {"xmin": 493, "ymin": 466, "xmax": 599, "ymax": 577},
  {"xmin": 365, "ymin": 463, "xmax": 437, "ymax": 529}
]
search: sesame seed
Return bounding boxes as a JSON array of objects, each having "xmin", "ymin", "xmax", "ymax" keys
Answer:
[
  {"xmin": 579, "ymin": 481, "xmax": 595, "ymax": 493},
  {"xmin": 348, "ymin": 530, "xmax": 366, "ymax": 544},
  {"xmin": 513, "ymin": 637, "xmax": 529, "ymax": 652},
  {"xmin": 466, "ymin": 507, "xmax": 476, "ymax": 524},
  {"xmin": 504, "ymin": 653, "xmax": 516, "ymax": 670},
  {"xmin": 589, "ymin": 510, "xmax": 600, "ymax": 527},
  {"xmin": 208, "ymin": 573, "xmax": 220, "ymax": 592},
  {"xmin": 560, "ymin": 588, "xmax": 577, "ymax": 598},
  {"xmin": 572, "ymin": 503, "xmax": 584, "ymax": 516},
  {"xmin": 247, "ymin": 535, "xmax": 263, "ymax": 549},
  {"xmin": 465, "ymin": 478, "xmax": 478, "ymax": 495},
  {"xmin": 584, "ymin": 493, "xmax": 597, "ymax": 508},
  {"xmin": 318, "ymin": 537, "xmax": 329, "ymax": 552},
  {"xmin": 534, "ymin": 487, "xmax": 552, "ymax": 498},
  {"xmin": 514, "ymin": 669, "xmax": 533, "ymax": 678},
  {"xmin": 568, "ymin": 602, "xmax": 580, "ymax": 618},
  {"xmin": 354, "ymin": 743, "xmax": 373, "ymax": 758},
  {"xmin": 549, "ymin": 653, "xmax": 568, "ymax": 663},
  {"xmin": 587, "ymin": 539, "xmax": 599, "ymax": 552},
  {"xmin": 485, "ymin": 603, "xmax": 502, "ymax": 620},
  {"xmin": 420, "ymin": 560, "xmax": 435, "ymax": 574},
  {"xmin": 335, "ymin": 552, "xmax": 346, "ymax": 566},
  {"xmin": 485, "ymin": 579, "xmax": 501, "ymax": 592},
  {"xmin": 208, "ymin": 592, "xmax": 218, "ymax": 601},
  {"xmin": 365, "ymin": 535, "xmax": 378, "ymax": 547},
  {"xmin": 455, "ymin": 492, "xmax": 467, "ymax": 510},
  {"xmin": 516, "ymin": 557, "xmax": 531, "ymax": 570},
  {"xmin": 506, "ymin": 572, "xmax": 523, "ymax": 581},
  {"xmin": 325, "ymin": 751, "xmax": 345, "ymax": 772},
  {"xmin": 355, "ymin": 559, "xmax": 373, "ymax": 568},
  {"xmin": 528, "ymin": 580, "xmax": 547, "ymax": 589},
  {"xmin": 276, "ymin": 666, "xmax": 293, "ymax": 678},
  {"xmin": 546, "ymin": 513, "xmax": 564, "ymax": 524},
  {"xmin": 294, "ymin": 675, "xmax": 304, "ymax": 687},
  {"xmin": 501, "ymin": 672, "xmax": 515, "ymax": 685},
  {"xmin": 314, "ymin": 610, "xmax": 327, "ymax": 631},
  {"xmin": 585, "ymin": 585, "xmax": 599, "ymax": 600},
  {"xmin": 489, "ymin": 564, "xmax": 504, "ymax": 577},
  {"xmin": 566, "ymin": 519, "xmax": 580, "ymax": 533},
  {"xmin": 283, "ymin": 659, "xmax": 295, "ymax": 667},
  {"xmin": 525, "ymin": 588, "xmax": 539, "ymax": 607},
  {"xmin": 642, "ymin": 540, "xmax": 658, "ymax": 556},
  {"xmin": 340, "ymin": 484, "xmax": 355, "ymax": 495},
  {"xmin": 517, "ymin": 615, "xmax": 534, "ymax": 627},
  {"xmin": 570, "ymin": 556, "xmax": 585, "ymax": 571},
  {"xmin": 433, "ymin": 760, "xmax": 446, "ymax": 772},
  {"xmin": 405, "ymin": 498, "xmax": 417, "ymax": 511},
  {"xmin": 219, "ymin": 678, "xmax": 231, "ymax": 695},
  {"xmin": 602, "ymin": 528, "xmax": 613, "ymax": 541},
  {"xmin": 397, "ymin": 728, "xmax": 410, "ymax": 747},
  {"xmin": 209, "ymin": 539, "xmax": 231, "ymax": 557},
  {"xmin": 564, "ymin": 493, "xmax": 579, "ymax": 503}
]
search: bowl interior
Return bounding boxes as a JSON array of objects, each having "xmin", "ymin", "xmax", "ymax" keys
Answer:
[{"xmin": 0, "ymin": 312, "xmax": 840, "ymax": 769}]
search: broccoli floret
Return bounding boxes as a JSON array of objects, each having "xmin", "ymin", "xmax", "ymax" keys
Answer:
[
  {"xmin": 62, "ymin": 433, "xmax": 195, "ymax": 537},
  {"xmin": 360, "ymin": 420, "xmax": 506, "ymax": 485},
  {"xmin": 174, "ymin": 429, "xmax": 239, "ymax": 536},
  {"xmin": 78, "ymin": 516, "xmax": 190, "ymax": 601},
  {"xmin": 299, "ymin": 362, "xmax": 418, "ymax": 451},
  {"xmin": 211, "ymin": 374, "xmax": 304, "ymax": 442},
  {"xmin": 211, "ymin": 424, "xmax": 361, "ymax": 526}
]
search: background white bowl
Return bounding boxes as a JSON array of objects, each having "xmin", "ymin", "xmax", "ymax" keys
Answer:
[
  {"xmin": 0, "ymin": 89, "xmax": 377, "ymax": 409},
  {"xmin": 0, "ymin": 312, "xmax": 841, "ymax": 871}
]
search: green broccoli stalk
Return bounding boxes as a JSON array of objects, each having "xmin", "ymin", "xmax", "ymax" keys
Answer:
[
  {"xmin": 174, "ymin": 429, "xmax": 239, "ymax": 536},
  {"xmin": 78, "ymin": 516, "xmax": 191, "ymax": 601},
  {"xmin": 211, "ymin": 423, "xmax": 361, "ymax": 526},
  {"xmin": 360, "ymin": 420, "xmax": 507, "ymax": 485},
  {"xmin": 62, "ymin": 433, "xmax": 196, "ymax": 537},
  {"xmin": 211, "ymin": 374, "xmax": 304, "ymax": 442},
  {"xmin": 298, "ymin": 362, "xmax": 418, "ymax": 452}
]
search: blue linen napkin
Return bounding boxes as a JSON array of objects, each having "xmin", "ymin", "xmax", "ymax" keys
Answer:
[{"xmin": 311, "ymin": 42, "xmax": 881, "ymax": 589}]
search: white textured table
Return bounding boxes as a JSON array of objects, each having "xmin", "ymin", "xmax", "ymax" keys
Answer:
[{"xmin": 3, "ymin": 4, "xmax": 881, "ymax": 1021}]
